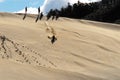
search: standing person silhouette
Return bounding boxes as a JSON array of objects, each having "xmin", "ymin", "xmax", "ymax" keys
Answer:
[
  {"xmin": 46, "ymin": 13, "xmax": 51, "ymax": 20},
  {"xmin": 52, "ymin": 10, "xmax": 55, "ymax": 20},
  {"xmin": 25, "ymin": 6, "xmax": 27, "ymax": 13},
  {"xmin": 39, "ymin": 12, "xmax": 43, "ymax": 20},
  {"xmin": 55, "ymin": 9, "xmax": 59, "ymax": 20},
  {"xmin": 35, "ymin": 7, "xmax": 41, "ymax": 22},
  {"xmin": 38, "ymin": 7, "xmax": 40, "ymax": 14},
  {"xmin": 23, "ymin": 6, "xmax": 27, "ymax": 20},
  {"xmin": 46, "ymin": 9, "xmax": 53, "ymax": 20}
]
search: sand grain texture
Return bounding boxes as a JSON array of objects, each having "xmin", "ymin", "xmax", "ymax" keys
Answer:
[{"xmin": 0, "ymin": 12, "xmax": 120, "ymax": 80}]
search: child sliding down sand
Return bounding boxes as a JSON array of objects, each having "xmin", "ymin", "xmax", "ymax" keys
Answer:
[{"xmin": 45, "ymin": 22, "xmax": 57, "ymax": 44}]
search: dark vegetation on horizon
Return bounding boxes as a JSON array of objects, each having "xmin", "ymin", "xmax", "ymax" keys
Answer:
[{"xmin": 48, "ymin": 0, "xmax": 120, "ymax": 24}]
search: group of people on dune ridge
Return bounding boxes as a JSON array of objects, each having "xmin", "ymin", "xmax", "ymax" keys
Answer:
[{"xmin": 23, "ymin": 7, "xmax": 58, "ymax": 44}]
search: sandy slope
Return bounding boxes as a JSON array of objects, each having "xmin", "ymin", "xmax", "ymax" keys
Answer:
[{"xmin": 0, "ymin": 12, "xmax": 120, "ymax": 80}]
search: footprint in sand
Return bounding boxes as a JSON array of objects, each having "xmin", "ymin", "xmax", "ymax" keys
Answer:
[{"xmin": 0, "ymin": 34, "xmax": 57, "ymax": 68}]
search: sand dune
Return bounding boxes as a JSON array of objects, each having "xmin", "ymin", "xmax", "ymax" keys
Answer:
[{"xmin": 0, "ymin": 12, "xmax": 120, "ymax": 80}]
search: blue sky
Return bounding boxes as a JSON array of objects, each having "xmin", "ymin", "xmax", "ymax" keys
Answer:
[{"xmin": 0, "ymin": 0, "xmax": 44, "ymax": 12}]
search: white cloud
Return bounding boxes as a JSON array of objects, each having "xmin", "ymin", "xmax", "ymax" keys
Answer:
[
  {"xmin": 0, "ymin": 0, "xmax": 4, "ymax": 2},
  {"xmin": 41, "ymin": 0, "xmax": 101, "ymax": 13},
  {"xmin": 14, "ymin": 7, "xmax": 38, "ymax": 14},
  {"xmin": 41, "ymin": 0, "xmax": 69, "ymax": 13}
]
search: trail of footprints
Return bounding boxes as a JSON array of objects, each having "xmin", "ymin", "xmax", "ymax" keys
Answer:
[{"xmin": 0, "ymin": 35, "xmax": 57, "ymax": 68}]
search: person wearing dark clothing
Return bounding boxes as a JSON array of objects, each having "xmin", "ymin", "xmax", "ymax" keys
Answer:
[
  {"xmin": 23, "ymin": 6, "xmax": 27, "ymax": 20},
  {"xmin": 55, "ymin": 13, "xmax": 59, "ymax": 20},
  {"xmin": 52, "ymin": 16, "xmax": 55, "ymax": 20},
  {"xmin": 52, "ymin": 10, "xmax": 56, "ymax": 20},
  {"xmin": 46, "ymin": 9, "xmax": 60, "ymax": 21},
  {"xmin": 25, "ymin": 6, "xmax": 27, "ymax": 12},
  {"xmin": 51, "ymin": 35, "xmax": 57, "ymax": 44},
  {"xmin": 38, "ymin": 7, "xmax": 40, "ymax": 14},
  {"xmin": 46, "ymin": 9, "xmax": 53, "ymax": 20},
  {"xmin": 55, "ymin": 9, "xmax": 59, "ymax": 20},
  {"xmin": 46, "ymin": 13, "xmax": 51, "ymax": 20},
  {"xmin": 35, "ymin": 16, "xmax": 39, "ymax": 22},
  {"xmin": 35, "ymin": 7, "xmax": 41, "ymax": 22},
  {"xmin": 52, "ymin": 9, "xmax": 60, "ymax": 20},
  {"xmin": 39, "ymin": 12, "xmax": 44, "ymax": 20}
]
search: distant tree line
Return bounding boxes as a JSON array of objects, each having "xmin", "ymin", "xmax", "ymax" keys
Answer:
[
  {"xmin": 85, "ymin": 0, "xmax": 120, "ymax": 23},
  {"xmin": 59, "ymin": 1, "xmax": 100, "ymax": 19},
  {"xmin": 47, "ymin": 0, "xmax": 120, "ymax": 24}
]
